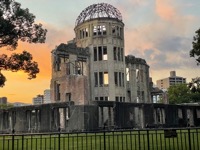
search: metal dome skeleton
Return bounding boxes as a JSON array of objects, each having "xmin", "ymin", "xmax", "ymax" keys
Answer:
[{"xmin": 75, "ymin": 3, "xmax": 122, "ymax": 26}]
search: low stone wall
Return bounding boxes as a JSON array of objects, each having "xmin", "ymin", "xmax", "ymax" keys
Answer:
[{"xmin": 0, "ymin": 101, "xmax": 200, "ymax": 133}]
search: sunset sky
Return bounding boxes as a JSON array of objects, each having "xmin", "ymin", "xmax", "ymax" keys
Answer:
[{"xmin": 1, "ymin": 0, "xmax": 200, "ymax": 103}]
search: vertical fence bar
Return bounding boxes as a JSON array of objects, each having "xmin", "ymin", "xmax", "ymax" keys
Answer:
[
  {"xmin": 12, "ymin": 132, "xmax": 14, "ymax": 150},
  {"xmin": 188, "ymin": 129, "xmax": 191, "ymax": 150},
  {"xmin": 22, "ymin": 135, "xmax": 24, "ymax": 150},
  {"xmin": 147, "ymin": 130, "xmax": 150, "ymax": 150},
  {"xmin": 138, "ymin": 130, "xmax": 141, "ymax": 150},
  {"xmin": 103, "ymin": 125, "xmax": 106, "ymax": 150},
  {"xmin": 58, "ymin": 128, "xmax": 61, "ymax": 150}
]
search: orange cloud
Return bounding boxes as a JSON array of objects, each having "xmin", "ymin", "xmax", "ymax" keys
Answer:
[
  {"xmin": 155, "ymin": 0, "xmax": 176, "ymax": 21},
  {"xmin": 0, "ymin": 22, "xmax": 75, "ymax": 103}
]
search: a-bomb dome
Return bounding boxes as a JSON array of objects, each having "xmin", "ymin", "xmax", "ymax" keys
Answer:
[{"xmin": 75, "ymin": 3, "xmax": 122, "ymax": 26}]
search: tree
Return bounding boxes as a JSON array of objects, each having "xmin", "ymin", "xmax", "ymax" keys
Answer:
[
  {"xmin": 0, "ymin": 0, "xmax": 47, "ymax": 87},
  {"xmin": 190, "ymin": 28, "xmax": 200, "ymax": 65},
  {"xmin": 168, "ymin": 84, "xmax": 191, "ymax": 104},
  {"xmin": 188, "ymin": 77, "xmax": 200, "ymax": 93},
  {"xmin": 0, "ymin": 103, "xmax": 13, "ymax": 109}
]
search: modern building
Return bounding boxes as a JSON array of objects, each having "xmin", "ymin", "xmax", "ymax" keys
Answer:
[
  {"xmin": 43, "ymin": 89, "xmax": 51, "ymax": 104},
  {"xmin": 156, "ymin": 71, "xmax": 186, "ymax": 90},
  {"xmin": 50, "ymin": 3, "xmax": 151, "ymax": 104},
  {"xmin": 32, "ymin": 95, "xmax": 44, "ymax": 105},
  {"xmin": 0, "ymin": 97, "xmax": 7, "ymax": 104}
]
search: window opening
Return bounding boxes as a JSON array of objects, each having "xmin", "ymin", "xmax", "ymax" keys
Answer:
[
  {"xmin": 119, "ymin": 72, "xmax": 122, "ymax": 86},
  {"xmin": 99, "ymin": 72, "xmax": 103, "ymax": 86},
  {"xmin": 102, "ymin": 25, "xmax": 106, "ymax": 35},
  {"xmin": 118, "ymin": 47, "xmax": 121, "ymax": 61},
  {"xmin": 103, "ymin": 46, "xmax": 107, "ymax": 60},
  {"xmin": 98, "ymin": 46, "xmax": 102, "ymax": 61},
  {"xmin": 104, "ymin": 72, "xmax": 109, "ymax": 85},
  {"xmin": 114, "ymin": 72, "xmax": 118, "ymax": 86},
  {"xmin": 136, "ymin": 69, "xmax": 139, "ymax": 82},
  {"xmin": 66, "ymin": 93, "xmax": 71, "ymax": 101},
  {"xmin": 94, "ymin": 72, "xmax": 98, "ymax": 87},
  {"xmin": 112, "ymin": 25, "xmax": 116, "ymax": 35},
  {"xmin": 121, "ymin": 48, "xmax": 124, "ymax": 61},
  {"xmin": 93, "ymin": 26, "xmax": 97, "ymax": 36},
  {"xmin": 94, "ymin": 47, "xmax": 97, "ymax": 61},
  {"xmin": 122, "ymin": 73, "xmax": 124, "ymax": 87},
  {"xmin": 115, "ymin": 97, "xmax": 119, "ymax": 102},
  {"xmin": 113, "ymin": 47, "xmax": 117, "ymax": 60},
  {"xmin": 85, "ymin": 28, "xmax": 88, "ymax": 37},
  {"xmin": 100, "ymin": 97, "xmax": 104, "ymax": 101},
  {"xmin": 126, "ymin": 68, "xmax": 130, "ymax": 81}
]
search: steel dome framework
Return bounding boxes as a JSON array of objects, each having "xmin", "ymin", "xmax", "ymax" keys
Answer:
[{"xmin": 75, "ymin": 3, "xmax": 122, "ymax": 26}]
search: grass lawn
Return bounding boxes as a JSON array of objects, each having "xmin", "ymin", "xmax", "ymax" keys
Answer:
[{"xmin": 0, "ymin": 128, "xmax": 200, "ymax": 150}]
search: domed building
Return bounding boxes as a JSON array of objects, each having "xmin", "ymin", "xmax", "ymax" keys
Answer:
[
  {"xmin": 50, "ymin": 3, "xmax": 151, "ymax": 130},
  {"xmin": 51, "ymin": 3, "xmax": 151, "ymax": 104}
]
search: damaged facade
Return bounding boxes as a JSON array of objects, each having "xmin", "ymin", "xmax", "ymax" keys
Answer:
[
  {"xmin": 0, "ymin": 102, "xmax": 200, "ymax": 133},
  {"xmin": 50, "ymin": 3, "xmax": 151, "ymax": 104},
  {"xmin": 1, "ymin": 3, "xmax": 199, "ymax": 133}
]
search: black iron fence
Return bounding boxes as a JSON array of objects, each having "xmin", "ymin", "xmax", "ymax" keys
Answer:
[{"xmin": 0, "ymin": 127, "xmax": 199, "ymax": 150}]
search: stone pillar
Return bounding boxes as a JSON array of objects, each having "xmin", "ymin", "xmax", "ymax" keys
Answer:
[
  {"xmin": 189, "ymin": 109, "xmax": 194, "ymax": 126},
  {"xmin": 140, "ymin": 106, "xmax": 145, "ymax": 128}
]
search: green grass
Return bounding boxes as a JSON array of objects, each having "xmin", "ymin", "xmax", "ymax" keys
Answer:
[{"xmin": 0, "ymin": 129, "xmax": 200, "ymax": 150}]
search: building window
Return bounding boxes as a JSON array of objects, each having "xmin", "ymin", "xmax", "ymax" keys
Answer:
[
  {"xmin": 93, "ymin": 26, "xmax": 97, "ymax": 36},
  {"xmin": 115, "ymin": 97, "xmax": 119, "ymax": 102},
  {"xmin": 95, "ymin": 97, "xmax": 98, "ymax": 101},
  {"xmin": 104, "ymin": 72, "xmax": 109, "ymax": 85},
  {"xmin": 94, "ymin": 46, "xmax": 107, "ymax": 61},
  {"xmin": 112, "ymin": 25, "xmax": 116, "ymax": 35},
  {"xmin": 118, "ymin": 47, "xmax": 121, "ymax": 61},
  {"xmin": 99, "ymin": 72, "xmax": 103, "ymax": 86},
  {"xmin": 98, "ymin": 46, "xmax": 102, "ymax": 61},
  {"xmin": 55, "ymin": 58, "xmax": 61, "ymax": 71},
  {"xmin": 105, "ymin": 97, "xmax": 109, "ymax": 101},
  {"xmin": 102, "ymin": 25, "xmax": 106, "ymax": 35},
  {"xmin": 100, "ymin": 97, "xmax": 104, "ymax": 101},
  {"xmin": 55, "ymin": 82, "xmax": 60, "ymax": 101},
  {"xmin": 103, "ymin": 46, "xmax": 107, "ymax": 60},
  {"xmin": 94, "ymin": 72, "xmax": 109, "ymax": 87},
  {"xmin": 122, "ymin": 73, "xmax": 124, "ymax": 87},
  {"xmin": 113, "ymin": 47, "xmax": 123, "ymax": 61},
  {"xmin": 119, "ymin": 72, "xmax": 122, "ymax": 86},
  {"xmin": 126, "ymin": 68, "xmax": 129, "ymax": 81},
  {"xmin": 94, "ymin": 72, "xmax": 98, "ymax": 87},
  {"xmin": 113, "ymin": 47, "xmax": 117, "ymax": 60},
  {"xmin": 121, "ymin": 48, "xmax": 124, "ymax": 61},
  {"xmin": 93, "ymin": 25, "xmax": 106, "ymax": 36},
  {"xmin": 114, "ymin": 72, "xmax": 118, "ymax": 86},
  {"xmin": 66, "ymin": 93, "xmax": 71, "ymax": 101},
  {"xmin": 136, "ymin": 69, "xmax": 139, "ymax": 82},
  {"xmin": 94, "ymin": 47, "xmax": 97, "ymax": 61}
]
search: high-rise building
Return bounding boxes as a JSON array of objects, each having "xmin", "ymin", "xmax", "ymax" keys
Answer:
[
  {"xmin": 32, "ymin": 95, "xmax": 43, "ymax": 105},
  {"xmin": 156, "ymin": 71, "xmax": 186, "ymax": 90},
  {"xmin": 0, "ymin": 97, "xmax": 7, "ymax": 104},
  {"xmin": 43, "ymin": 89, "xmax": 51, "ymax": 104}
]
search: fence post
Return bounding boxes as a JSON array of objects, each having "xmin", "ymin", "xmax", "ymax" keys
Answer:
[
  {"xmin": 11, "ymin": 129, "xmax": 15, "ymax": 150},
  {"xmin": 22, "ymin": 135, "xmax": 24, "ymax": 150},
  {"xmin": 147, "ymin": 130, "xmax": 150, "ymax": 150},
  {"xmin": 188, "ymin": 129, "xmax": 191, "ymax": 150},
  {"xmin": 103, "ymin": 123, "xmax": 106, "ymax": 150},
  {"xmin": 58, "ymin": 127, "xmax": 61, "ymax": 150}
]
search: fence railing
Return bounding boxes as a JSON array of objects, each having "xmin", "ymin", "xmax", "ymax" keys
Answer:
[{"xmin": 0, "ymin": 127, "xmax": 199, "ymax": 150}]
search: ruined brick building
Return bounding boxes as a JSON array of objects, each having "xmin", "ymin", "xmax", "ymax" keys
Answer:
[
  {"xmin": 0, "ymin": 3, "xmax": 200, "ymax": 133},
  {"xmin": 50, "ymin": 3, "xmax": 151, "ymax": 105}
]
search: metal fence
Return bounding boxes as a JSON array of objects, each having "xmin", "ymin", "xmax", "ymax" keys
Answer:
[{"xmin": 0, "ymin": 128, "xmax": 199, "ymax": 150}]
